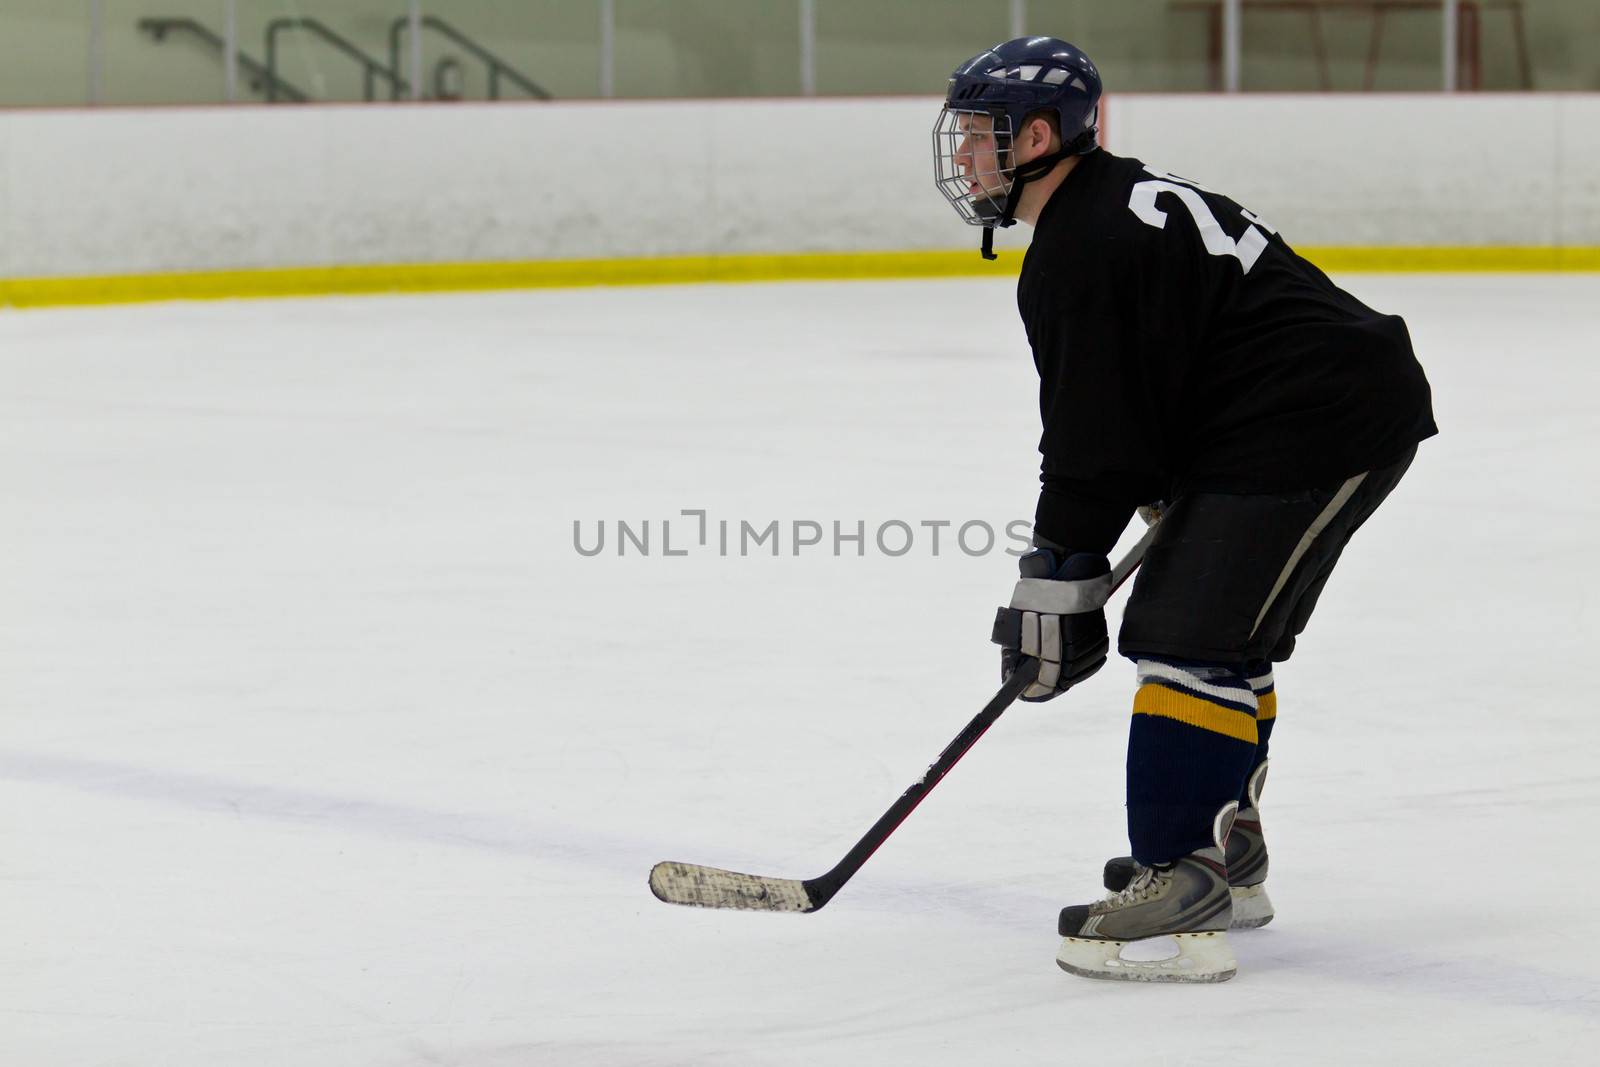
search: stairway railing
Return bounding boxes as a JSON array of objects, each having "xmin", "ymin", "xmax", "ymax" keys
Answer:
[
  {"xmin": 138, "ymin": 16, "xmax": 309, "ymax": 102},
  {"xmin": 264, "ymin": 17, "xmax": 410, "ymax": 102},
  {"xmin": 387, "ymin": 15, "xmax": 552, "ymax": 101}
]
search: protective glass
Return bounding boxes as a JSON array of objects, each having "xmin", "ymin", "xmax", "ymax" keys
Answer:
[{"xmin": 932, "ymin": 106, "xmax": 1014, "ymax": 226}]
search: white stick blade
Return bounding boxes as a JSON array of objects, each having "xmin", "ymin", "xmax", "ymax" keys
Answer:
[{"xmin": 649, "ymin": 861, "xmax": 814, "ymax": 912}]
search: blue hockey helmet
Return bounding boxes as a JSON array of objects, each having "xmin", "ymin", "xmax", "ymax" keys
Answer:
[{"xmin": 933, "ymin": 37, "xmax": 1102, "ymax": 259}]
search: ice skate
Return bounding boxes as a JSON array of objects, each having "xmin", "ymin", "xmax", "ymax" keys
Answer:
[
  {"xmin": 1055, "ymin": 803, "xmax": 1238, "ymax": 983},
  {"xmin": 1103, "ymin": 761, "xmax": 1274, "ymax": 929}
]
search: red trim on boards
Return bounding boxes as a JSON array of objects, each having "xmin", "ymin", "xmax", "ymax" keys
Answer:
[{"xmin": 5, "ymin": 88, "xmax": 1599, "ymax": 116}]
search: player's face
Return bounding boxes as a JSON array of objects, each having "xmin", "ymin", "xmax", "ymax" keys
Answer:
[{"xmin": 953, "ymin": 112, "xmax": 1010, "ymax": 198}]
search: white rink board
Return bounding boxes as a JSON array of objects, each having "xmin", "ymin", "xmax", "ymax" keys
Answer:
[
  {"xmin": 1108, "ymin": 94, "xmax": 1600, "ymax": 247},
  {"xmin": 2, "ymin": 274, "xmax": 1598, "ymax": 1064},
  {"xmin": 1, "ymin": 94, "xmax": 1598, "ymax": 279},
  {"xmin": 0, "ymin": 98, "xmax": 971, "ymax": 276}
]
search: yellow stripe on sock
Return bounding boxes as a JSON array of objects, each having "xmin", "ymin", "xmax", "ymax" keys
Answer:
[
  {"xmin": 1133, "ymin": 684, "xmax": 1259, "ymax": 744},
  {"xmin": 1256, "ymin": 691, "xmax": 1277, "ymax": 722}
]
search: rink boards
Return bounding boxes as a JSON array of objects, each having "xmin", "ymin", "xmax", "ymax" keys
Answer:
[{"xmin": 1, "ymin": 94, "xmax": 1598, "ymax": 307}]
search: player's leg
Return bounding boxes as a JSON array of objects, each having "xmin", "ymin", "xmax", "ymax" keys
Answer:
[
  {"xmin": 1093, "ymin": 484, "xmax": 1325, "ymax": 940},
  {"xmin": 1227, "ymin": 662, "xmax": 1276, "ymax": 927},
  {"xmin": 1222, "ymin": 446, "xmax": 1417, "ymax": 932},
  {"xmin": 1059, "ymin": 454, "xmax": 1416, "ymax": 981},
  {"xmin": 1056, "ymin": 655, "xmax": 1258, "ymax": 981},
  {"xmin": 1244, "ymin": 661, "xmax": 1276, "ymax": 791},
  {"xmin": 1101, "ymin": 659, "xmax": 1276, "ymax": 927}
]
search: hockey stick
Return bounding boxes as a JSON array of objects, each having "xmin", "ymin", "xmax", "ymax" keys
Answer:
[{"xmin": 648, "ymin": 525, "xmax": 1158, "ymax": 914}]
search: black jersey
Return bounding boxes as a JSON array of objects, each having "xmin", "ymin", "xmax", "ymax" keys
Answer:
[{"xmin": 1017, "ymin": 149, "xmax": 1437, "ymax": 555}]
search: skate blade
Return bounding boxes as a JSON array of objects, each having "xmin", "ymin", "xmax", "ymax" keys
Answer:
[
  {"xmin": 1229, "ymin": 884, "xmax": 1275, "ymax": 930},
  {"xmin": 1055, "ymin": 931, "xmax": 1237, "ymax": 983}
]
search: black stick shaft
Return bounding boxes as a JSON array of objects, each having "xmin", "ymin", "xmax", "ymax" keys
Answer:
[
  {"xmin": 805, "ymin": 533, "xmax": 1154, "ymax": 907},
  {"xmin": 809, "ymin": 657, "xmax": 1040, "ymax": 900}
]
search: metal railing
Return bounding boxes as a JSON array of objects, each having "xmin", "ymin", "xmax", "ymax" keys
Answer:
[
  {"xmin": 387, "ymin": 15, "xmax": 551, "ymax": 101},
  {"xmin": 264, "ymin": 17, "xmax": 409, "ymax": 103},
  {"xmin": 137, "ymin": 17, "xmax": 309, "ymax": 102},
  {"xmin": 1169, "ymin": 0, "xmax": 1532, "ymax": 91}
]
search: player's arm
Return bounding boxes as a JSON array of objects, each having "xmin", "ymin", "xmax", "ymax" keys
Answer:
[
  {"xmin": 1035, "ymin": 469, "xmax": 1143, "ymax": 557},
  {"xmin": 994, "ymin": 232, "xmax": 1189, "ymax": 701}
]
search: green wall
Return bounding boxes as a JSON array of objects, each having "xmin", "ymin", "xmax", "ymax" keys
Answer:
[{"xmin": 0, "ymin": 0, "xmax": 1594, "ymax": 107}]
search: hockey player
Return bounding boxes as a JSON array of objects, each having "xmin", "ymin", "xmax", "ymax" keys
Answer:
[{"xmin": 933, "ymin": 37, "xmax": 1436, "ymax": 982}]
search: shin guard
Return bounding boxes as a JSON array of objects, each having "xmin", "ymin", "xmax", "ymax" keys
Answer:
[{"xmin": 1126, "ymin": 659, "xmax": 1259, "ymax": 865}]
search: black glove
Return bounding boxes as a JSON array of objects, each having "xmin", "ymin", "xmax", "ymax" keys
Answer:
[{"xmin": 991, "ymin": 548, "xmax": 1111, "ymax": 702}]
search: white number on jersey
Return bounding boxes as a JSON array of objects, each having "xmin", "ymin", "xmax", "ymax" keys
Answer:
[{"xmin": 1127, "ymin": 167, "xmax": 1276, "ymax": 275}]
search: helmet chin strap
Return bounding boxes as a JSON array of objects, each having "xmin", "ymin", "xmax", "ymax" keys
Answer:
[{"xmin": 980, "ymin": 145, "xmax": 1076, "ymax": 261}]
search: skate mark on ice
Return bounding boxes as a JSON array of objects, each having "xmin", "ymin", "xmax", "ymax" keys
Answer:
[
  {"xmin": 0, "ymin": 748, "xmax": 636, "ymax": 873},
  {"xmin": 0, "ymin": 748, "xmax": 1063, "ymax": 927}
]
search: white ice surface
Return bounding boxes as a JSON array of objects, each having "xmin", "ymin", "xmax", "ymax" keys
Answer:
[{"xmin": 2, "ymin": 276, "xmax": 1598, "ymax": 1064}]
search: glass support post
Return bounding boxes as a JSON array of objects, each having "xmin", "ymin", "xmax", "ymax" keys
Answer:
[
  {"xmin": 599, "ymin": 0, "xmax": 615, "ymax": 98},
  {"xmin": 88, "ymin": 0, "xmax": 105, "ymax": 105},
  {"xmin": 408, "ymin": 0, "xmax": 423, "ymax": 100},
  {"xmin": 799, "ymin": 0, "xmax": 816, "ymax": 96},
  {"xmin": 223, "ymin": 0, "xmax": 238, "ymax": 102},
  {"xmin": 1442, "ymin": 0, "xmax": 1459, "ymax": 91},
  {"xmin": 1010, "ymin": 0, "xmax": 1026, "ymax": 40},
  {"xmin": 1223, "ymin": 0, "xmax": 1242, "ymax": 92}
]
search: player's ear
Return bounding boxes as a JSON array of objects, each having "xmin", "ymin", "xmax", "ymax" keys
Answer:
[{"xmin": 1029, "ymin": 116, "xmax": 1056, "ymax": 153}]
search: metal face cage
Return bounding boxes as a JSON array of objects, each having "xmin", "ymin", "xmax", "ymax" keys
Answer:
[{"xmin": 932, "ymin": 106, "xmax": 1015, "ymax": 227}]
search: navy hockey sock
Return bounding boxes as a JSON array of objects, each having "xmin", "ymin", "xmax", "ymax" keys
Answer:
[
  {"xmin": 1126, "ymin": 659, "xmax": 1259, "ymax": 865},
  {"xmin": 1242, "ymin": 662, "xmax": 1276, "ymax": 805}
]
